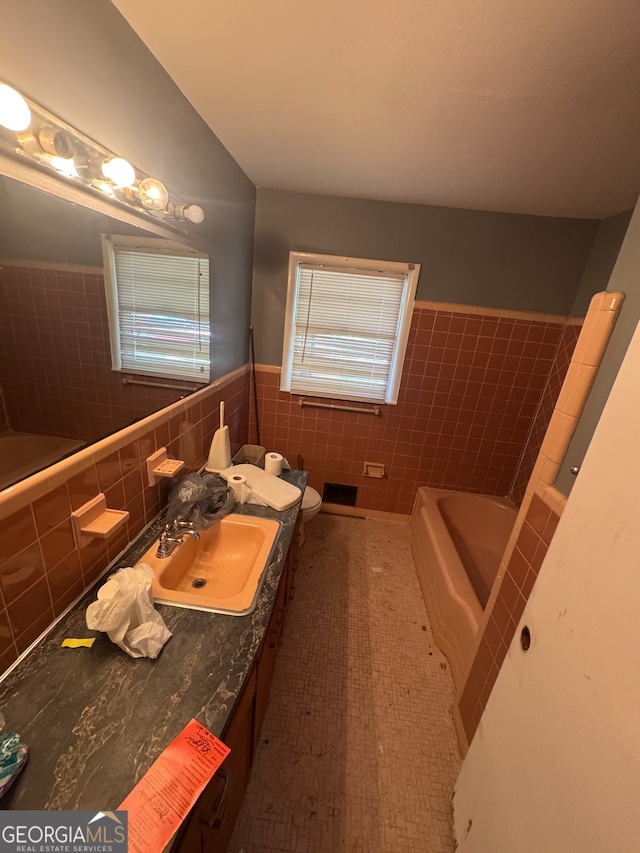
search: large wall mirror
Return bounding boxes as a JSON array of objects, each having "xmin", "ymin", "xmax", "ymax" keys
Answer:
[{"xmin": 0, "ymin": 172, "xmax": 210, "ymax": 491}]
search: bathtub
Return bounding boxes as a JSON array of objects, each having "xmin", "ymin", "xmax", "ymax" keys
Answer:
[
  {"xmin": 411, "ymin": 487, "xmax": 517, "ymax": 689},
  {"xmin": 0, "ymin": 431, "xmax": 85, "ymax": 491}
]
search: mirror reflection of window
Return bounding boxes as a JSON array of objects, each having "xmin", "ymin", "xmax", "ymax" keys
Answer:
[{"xmin": 101, "ymin": 235, "xmax": 211, "ymax": 383}]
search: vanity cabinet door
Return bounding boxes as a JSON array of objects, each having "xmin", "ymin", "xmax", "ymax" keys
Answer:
[
  {"xmin": 285, "ymin": 514, "xmax": 301, "ymax": 608},
  {"xmin": 253, "ymin": 509, "xmax": 302, "ymax": 751},
  {"xmin": 175, "ymin": 668, "xmax": 256, "ymax": 853},
  {"xmin": 254, "ymin": 566, "xmax": 287, "ymax": 751}
]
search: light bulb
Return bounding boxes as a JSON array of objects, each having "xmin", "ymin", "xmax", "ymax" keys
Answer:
[
  {"xmin": 170, "ymin": 203, "xmax": 205, "ymax": 224},
  {"xmin": 184, "ymin": 204, "xmax": 205, "ymax": 224},
  {"xmin": 0, "ymin": 83, "xmax": 31, "ymax": 131},
  {"xmin": 139, "ymin": 177, "xmax": 169, "ymax": 209},
  {"xmin": 101, "ymin": 157, "xmax": 135, "ymax": 187}
]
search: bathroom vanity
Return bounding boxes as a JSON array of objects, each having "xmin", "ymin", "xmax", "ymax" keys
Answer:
[{"xmin": 0, "ymin": 470, "xmax": 306, "ymax": 851}]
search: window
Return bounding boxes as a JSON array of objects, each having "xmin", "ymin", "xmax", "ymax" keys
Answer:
[
  {"xmin": 101, "ymin": 235, "xmax": 210, "ymax": 383},
  {"xmin": 281, "ymin": 252, "xmax": 420, "ymax": 404}
]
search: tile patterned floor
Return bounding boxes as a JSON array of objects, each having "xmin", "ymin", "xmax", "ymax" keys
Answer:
[{"xmin": 230, "ymin": 514, "xmax": 461, "ymax": 853}]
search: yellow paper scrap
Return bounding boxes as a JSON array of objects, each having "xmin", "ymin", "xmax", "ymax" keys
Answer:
[{"xmin": 61, "ymin": 638, "xmax": 96, "ymax": 649}]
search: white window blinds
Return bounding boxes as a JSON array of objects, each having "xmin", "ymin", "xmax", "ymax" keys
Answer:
[
  {"xmin": 103, "ymin": 236, "xmax": 210, "ymax": 383},
  {"xmin": 281, "ymin": 254, "xmax": 419, "ymax": 404}
]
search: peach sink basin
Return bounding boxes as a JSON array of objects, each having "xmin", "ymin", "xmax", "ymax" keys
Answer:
[{"xmin": 139, "ymin": 514, "xmax": 282, "ymax": 616}]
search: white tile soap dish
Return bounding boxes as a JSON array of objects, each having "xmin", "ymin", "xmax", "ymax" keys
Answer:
[
  {"xmin": 71, "ymin": 493, "xmax": 129, "ymax": 548},
  {"xmin": 146, "ymin": 448, "xmax": 185, "ymax": 487}
]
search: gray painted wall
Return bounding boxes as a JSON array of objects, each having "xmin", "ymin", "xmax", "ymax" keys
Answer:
[
  {"xmin": 0, "ymin": 0, "xmax": 256, "ymax": 379},
  {"xmin": 556, "ymin": 197, "xmax": 640, "ymax": 495},
  {"xmin": 570, "ymin": 210, "xmax": 633, "ymax": 317},
  {"xmin": 252, "ymin": 188, "xmax": 599, "ymax": 365}
]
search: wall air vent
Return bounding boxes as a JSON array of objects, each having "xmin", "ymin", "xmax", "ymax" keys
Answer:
[{"xmin": 322, "ymin": 483, "xmax": 358, "ymax": 506}]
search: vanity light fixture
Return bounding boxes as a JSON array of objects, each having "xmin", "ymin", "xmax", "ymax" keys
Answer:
[{"xmin": 0, "ymin": 77, "xmax": 205, "ymax": 229}]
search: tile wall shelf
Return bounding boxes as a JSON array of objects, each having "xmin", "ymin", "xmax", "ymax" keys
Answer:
[
  {"xmin": 146, "ymin": 447, "xmax": 185, "ymax": 487},
  {"xmin": 71, "ymin": 493, "xmax": 129, "ymax": 548},
  {"xmin": 363, "ymin": 462, "xmax": 386, "ymax": 478}
]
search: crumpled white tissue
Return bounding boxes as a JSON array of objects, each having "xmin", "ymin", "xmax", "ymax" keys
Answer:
[{"xmin": 86, "ymin": 564, "xmax": 171, "ymax": 659}]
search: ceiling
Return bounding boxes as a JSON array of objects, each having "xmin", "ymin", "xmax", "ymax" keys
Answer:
[{"xmin": 112, "ymin": 0, "xmax": 640, "ymax": 220}]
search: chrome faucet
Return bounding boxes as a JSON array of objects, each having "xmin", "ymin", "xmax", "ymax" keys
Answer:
[{"xmin": 156, "ymin": 520, "xmax": 200, "ymax": 558}]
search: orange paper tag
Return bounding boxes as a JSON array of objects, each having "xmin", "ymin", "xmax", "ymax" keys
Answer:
[{"xmin": 119, "ymin": 718, "xmax": 230, "ymax": 853}]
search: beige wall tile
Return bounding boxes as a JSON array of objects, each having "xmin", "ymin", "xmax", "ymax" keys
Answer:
[
  {"xmin": 555, "ymin": 363, "xmax": 598, "ymax": 418},
  {"xmin": 572, "ymin": 304, "xmax": 618, "ymax": 367},
  {"xmin": 539, "ymin": 485, "xmax": 567, "ymax": 516},
  {"xmin": 540, "ymin": 410, "xmax": 579, "ymax": 465},
  {"xmin": 537, "ymin": 453, "xmax": 560, "ymax": 487}
]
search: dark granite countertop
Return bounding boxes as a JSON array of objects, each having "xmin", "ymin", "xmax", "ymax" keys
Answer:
[{"xmin": 0, "ymin": 469, "xmax": 307, "ymax": 811}]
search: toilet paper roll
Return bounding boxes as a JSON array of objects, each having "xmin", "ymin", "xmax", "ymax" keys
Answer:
[
  {"xmin": 265, "ymin": 452, "xmax": 284, "ymax": 477},
  {"xmin": 228, "ymin": 473, "xmax": 251, "ymax": 504}
]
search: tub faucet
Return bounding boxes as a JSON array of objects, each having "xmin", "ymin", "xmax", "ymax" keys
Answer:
[{"xmin": 156, "ymin": 520, "xmax": 200, "ymax": 559}]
